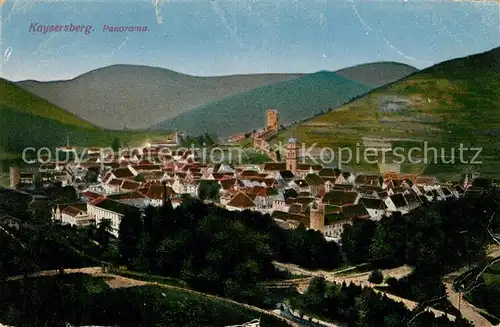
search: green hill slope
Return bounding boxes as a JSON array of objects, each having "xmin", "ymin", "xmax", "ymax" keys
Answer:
[
  {"xmin": 0, "ymin": 78, "xmax": 170, "ymax": 159},
  {"xmin": 153, "ymin": 71, "xmax": 373, "ymax": 136},
  {"xmin": 272, "ymin": 47, "xmax": 500, "ymax": 179}
]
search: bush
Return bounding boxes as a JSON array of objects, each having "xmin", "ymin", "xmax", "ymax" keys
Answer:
[{"xmin": 368, "ymin": 270, "xmax": 384, "ymax": 284}]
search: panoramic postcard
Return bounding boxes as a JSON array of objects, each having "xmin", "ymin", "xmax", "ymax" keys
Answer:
[{"xmin": 0, "ymin": 0, "xmax": 499, "ymax": 326}]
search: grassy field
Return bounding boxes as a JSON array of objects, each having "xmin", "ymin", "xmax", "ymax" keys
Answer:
[
  {"xmin": 0, "ymin": 78, "xmax": 172, "ymax": 158},
  {"xmin": 271, "ymin": 47, "xmax": 500, "ymax": 179}
]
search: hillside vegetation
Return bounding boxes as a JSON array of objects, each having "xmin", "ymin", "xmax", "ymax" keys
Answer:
[
  {"xmin": 153, "ymin": 62, "xmax": 417, "ymax": 136},
  {"xmin": 0, "ymin": 78, "xmax": 171, "ymax": 158},
  {"xmin": 272, "ymin": 47, "xmax": 500, "ymax": 178},
  {"xmin": 0, "ymin": 274, "xmax": 289, "ymax": 327},
  {"xmin": 16, "ymin": 65, "xmax": 303, "ymax": 130}
]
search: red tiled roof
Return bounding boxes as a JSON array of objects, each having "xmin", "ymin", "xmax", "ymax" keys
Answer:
[
  {"xmin": 227, "ymin": 192, "xmax": 256, "ymax": 208},
  {"xmin": 131, "ymin": 164, "xmax": 162, "ymax": 171},
  {"xmin": 112, "ymin": 167, "xmax": 135, "ymax": 179},
  {"xmin": 107, "ymin": 191, "xmax": 148, "ymax": 200},
  {"xmin": 108, "ymin": 178, "xmax": 124, "ymax": 186},
  {"xmin": 91, "ymin": 196, "xmax": 107, "ymax": 205},
  {"xmin": 121, "ymin": 180, "xmax": 141, "ymax": 190},
  {"xmin": 82, "ymin": 191, "xmax": 102, "ymax": 200}
]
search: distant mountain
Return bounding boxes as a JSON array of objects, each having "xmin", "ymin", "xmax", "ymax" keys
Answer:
[
  {"xmin": 152, "ymin": 62, "xmax": 417, "ymax": 136},
  {"xmin": 335, "ymin": 62, "xmax": 417, "ymax": 86},
  {"xmin": 0, "ymin": 78, "xmax": 170, "ymax": 159},
  {"xmin": 16, "ymin": 65, "xmax": 303, "ymax": 130},
  {"xmin": 272, "ymin": 47, "xmax": 500, "ymax": 179}
]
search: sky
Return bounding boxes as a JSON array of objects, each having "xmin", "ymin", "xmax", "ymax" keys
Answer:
[{"xmin": 0, "ymin": 0, "xmax": 499, "ymax": 81}]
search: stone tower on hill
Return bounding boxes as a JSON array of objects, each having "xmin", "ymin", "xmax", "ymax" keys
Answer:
[
  {"xmin": 266, "ymin": 109, "xmax": 278, "ymax": 132},
  {"xmin": 309, "ymin": 200, "xmax": 325, "ymax": 232}
]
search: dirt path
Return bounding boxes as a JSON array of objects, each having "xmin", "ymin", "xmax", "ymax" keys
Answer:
[{"xmin": 445, "ymin": 283, "xmax": 492, "ymax": 327}]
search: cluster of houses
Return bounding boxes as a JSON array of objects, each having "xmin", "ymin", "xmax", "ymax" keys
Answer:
[{"xmin": 4, "ymin": 137, "xmax": 492, "ymax": 242}]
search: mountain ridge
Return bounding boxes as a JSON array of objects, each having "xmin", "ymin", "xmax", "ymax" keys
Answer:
[
  {"xmin": 16, "ymin": 65, "xmax": 304, "ymax": 130},
  {"xmin": 15, "ymin": 62, "xmax": 416, "ymax": 131},
  {"xmin": 151, "ymin": 62, "xmax": 418, "ymax": 136}
]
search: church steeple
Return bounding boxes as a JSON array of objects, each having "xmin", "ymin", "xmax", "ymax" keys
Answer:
[{"xmin": 286, "ymin": 136, "xmax": 298, "ymax": 174}]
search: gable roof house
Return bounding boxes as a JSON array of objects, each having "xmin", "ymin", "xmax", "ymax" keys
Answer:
[
  {"xmin": 120, "ymin": 180, "xmax": 142, "ymax": 192},
  {"xmin": 253, "ymin": 187, "xmax": 279, "ymax": 211},
  {"xmin": 288, "ymin": 179, "xmax": 310, "ymax": 193},
  {"xmin": 323, "ymin": 214, "xmax": 352, "ymax": 240},
  {"xmin": 276, "ymin": 170, "xmax": 296, "ymax": 184},
  {"xmin": 271, "ymin": 211, "xmax": 310, "ymax": 230},
  {"xmin": 52, "ymin": 203, "xmax": 93, "ymax": 227},
  {"xmin": 355, "ymin": 174, "xmax": 382, "ymax": 187},
  {"xmin": 322, "ymin": 190, "xmax": 360, "ymax": 207},
  {"xmin": 359, "ymin": 198, "xmax": 388, "ymax": 220},
  {"xmin": 356, "ymin": 185, "xmax": 384, "ymax": 198},
  {"xmin": 225, "ymin": 191, "xmax": 257, "ymax": 211},
  {"xmin": 295, "ymin": 164, "xmax": 323, "ymax": 177},
  {"xmin": 107, "ymin": 191, "xmax": 150, "ymax": 208},
  {"xmin": 87, "ymin": 199, "xmax": 139, "ymax": 237},
  {"xmin": 403, "ymin": 191, "xmax": 423, "ymax": 211},
  {"xmin": 384, "ymin": 194, "xmax": 411, "ymax": 214},
  {"xmin": 304, "ymin": 173, "xmax": 325, "ymax": 196},
  {"xmin": 103, "ymin": 178, "xmax": 125, "ymax": 195},
  {"xmin": 262, "ymin": 162, "xmax": 287, "ymax": 173},
  {"xmin": 335, "ymin": 172, "xmax": 355, "ymax": 185},
  {"xmin": 415, "ymin": 176, "xmax": 437, "ymax": 190},
  {"xmin": 104, "ymin": 167, "xmax": 137, "ymax": 183}
]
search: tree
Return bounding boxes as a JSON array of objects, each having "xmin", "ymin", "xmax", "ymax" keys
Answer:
[
  {"xmin": 341, "ymin": 218, "xmax": 376, "ymax": 264},
  {"xmin": 96, "ymin": 219, "xmax": 112, "ymax": 251},
  {"xmin": 84, "ymin": 167, "xmax": 99, "ymax": 183},
  {"xmin": 368, "ymin": 270, "xmax": 384, "ymax": 284},
  {"xmin": 118, "ymin": 209, "xmax": 142, "ymax": 266},
  {"xmin": 197, "ymin": 180, "xmax": 220, "ymax": 201},
  {"xmin": 370, "ymin": 213, "xmax": 407, "ymax": 265},
  {"xmin": 111, "ymin": 137, "xmax": 121, "ymax": 152}
]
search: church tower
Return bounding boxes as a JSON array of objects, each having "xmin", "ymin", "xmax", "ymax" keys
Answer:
[
  {"xmin": 309, "ymin": 200, "xmax": 325, "ymax": 232},
  {"xmin": 286, "ymin": 137, "xmax": 298, "ymax": 174}
]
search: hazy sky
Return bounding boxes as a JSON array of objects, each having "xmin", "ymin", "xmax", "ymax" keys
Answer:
[{"xmin": 0, "ymin": 0, "xmax": 499, "ymax": 81}]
